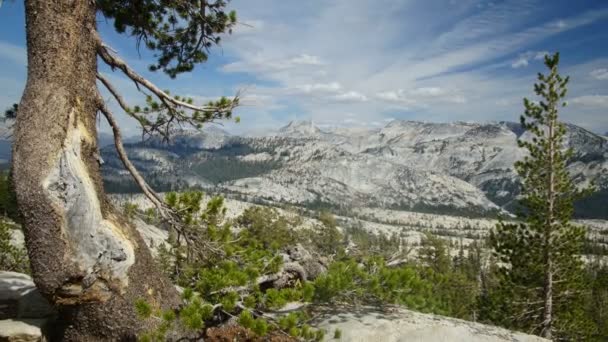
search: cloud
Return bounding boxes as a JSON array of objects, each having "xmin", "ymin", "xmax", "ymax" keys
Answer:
[
  {"xmin": 222, "ymin": 53, "xmax": 323, "ymax": 73},
  {"xmin": 238, "ymin": 93, "xmax": 285, "ymax": 111},
  {"xmin": 376, "ymin": 90, "xmax": 416, "ymax": 106},
  {"xmin": 201, "ymin": 0, "xmax": 608, "ymax": 132},
  {"xmin": 291, "ymin": 82, "xmax": 342, "ymax": 94},
  {"xmin": 287, "ymin": 83, "xmax": 369, "ymax": 103},
  {"xmin": 496, "ymin": 99, "xmax": 514, "ymax": 106},
  {"xmin": 0, "ymin": 41, "xmax": 26, "ymax": 66},
  {"xmin": 376, "ymin": 87, "xmax": 466, "ymax": 107},
  {"xmin": 511, "ymin": 51, "xmax": 550, "ymax": 68},
  {"xmin": 410, "ymin": 87, "xmax": 444, "ymax": 96},
  {"xmin": 511, "ymin": 58, "xmax": 529, "ymax": 69},
  {"xmin": 569, "ymin": 95, "xmax": 608, "ymax": 108},
  {"xmin": 289, "ymin": 54, "xmax": 323, "ymax": 65},
  {"xmin": 554, "ymin": 20, "xmax": 567, "ymax": 29},
  {"xmin": 590, "ymin": 68, "xmax": 608, "ymax": 80},
  {"xmin": 331, "ymin": 91, "xmax": 368, "ymax": 102}
]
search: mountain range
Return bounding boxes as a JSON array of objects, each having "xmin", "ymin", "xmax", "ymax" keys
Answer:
[{"xmin": 100, "ymin": 120, "xmax": 608, "ymax": 219}]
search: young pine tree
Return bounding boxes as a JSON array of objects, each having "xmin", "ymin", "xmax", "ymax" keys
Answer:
[{"xmin": 489, "ymin": 53, "xmax": 594, "ymax": 340}]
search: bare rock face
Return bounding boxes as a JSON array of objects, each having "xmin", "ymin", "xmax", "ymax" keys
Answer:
[
  {"xmin": 315, "ymin": 306, "xmax": 548, "ymax": 342},
  {"xmin": 130, "ymin": 218, "xmax": 169, "ymax": 256},
  {"xmin": 0, "ymin": 272, "xmax": 55, "ymax": 342}
]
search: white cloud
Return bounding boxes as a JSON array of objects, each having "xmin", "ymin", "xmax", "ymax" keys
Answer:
[
  {"xmin": 289, "ymin": 54, "xmax": 323, "ymax": 66},
  {"xmin": 212, "ymin": 0, "xmax": 608, "ymax": 132},
  {"xmin": 511, "ymin": 51, "xmax": 550, "ymax": 68},
  {"xmin": 590, "ymin": 68, "xmax": 608, "ymax": 80},
  {"xmin": 411, "ymin": 87, "xmax": 444, "ymax": 96},
  {"xmin": 496, "ymin": 99, "xmax": 513, "ymax": 106},
  {"xmin": 570, "ymin": 95, "xmax": 608, "ymax": 108},
  {"xmin": 222, "ymin": 53, "xmax": 324, "ymax": 73},
  {"xmin": 287, "ymin": 83, "xmax": 369, "ymax": 103},
  {"xmin": 376, "ymin": 87, "xmax": 466, "ymax": 107},
  {"xmin": 376, "ymin": 90, "xmax": 416, "ymax": 106},
  {"xmin": 292, "ymin": 82, "xmax": 342, "ymax": 94},
  {"xmin": 240, "ymin": 93, "xmax": 284, "ymax": 110},
  {"xmin": 332, "ymin": 91, "xmax": 368, "ymax": 102},
  {"xmin": 511, "ymin": 58, "xmax": 529, "ymax": 68}
]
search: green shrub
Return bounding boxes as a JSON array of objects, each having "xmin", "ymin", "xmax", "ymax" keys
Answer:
[
  {"xmin": 0, "ymin": 219, "xmax": 29, "ymax": 274},
  {"xmin": 334, "ymin": 328, "xmax": 342, "ymax": 339}
]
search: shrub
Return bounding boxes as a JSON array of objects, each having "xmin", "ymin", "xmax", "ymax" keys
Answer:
[{"xmin": 0, "ymin": 219, "xmax": 29, "ymax": 274}]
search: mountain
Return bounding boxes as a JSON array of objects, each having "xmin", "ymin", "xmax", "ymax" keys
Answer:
[
  {"xmin": 138, "ymin": 126, "xmax": 233, "ymax": 151},
  {"xmin": 98, "ymin": 132, "xmax": 117, "ymax": 149},
  {"xmin": 100, "ymin": 120, "xmax": 608, "ymax": 218},
  {"xmin": 278, "ymin": 120, "xmax": 323, "ymax": 137}
]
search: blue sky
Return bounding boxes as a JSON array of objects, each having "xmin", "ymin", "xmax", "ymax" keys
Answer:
[{"xmin": 1, "ymin": 0, "xmax": 608, "ymax": 136}]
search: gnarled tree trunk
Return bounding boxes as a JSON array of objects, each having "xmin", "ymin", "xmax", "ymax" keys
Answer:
[{"xmin": 12, "ymin": 1, "xmax": 180, "ymax": 340}]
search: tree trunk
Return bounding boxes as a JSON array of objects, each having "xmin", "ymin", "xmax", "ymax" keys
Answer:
[
  {"xmin": 542, "ymin": 91, "xmax": 557, "ymax": 340},
  {"xmin": 12, "ymin": 1, "xmax": 180, "ymax": 340},
  {"xmin": 542, "ymin": 261, "xmax": 553, "ymax": 339}
]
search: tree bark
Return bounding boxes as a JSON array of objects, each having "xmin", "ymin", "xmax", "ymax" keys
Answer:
[
  {"xmin": 541, "ymin": 82, "xmax": 557, "ymax": 340},
  {"xmin": 12, "ymin": 1, "xmax": 180, "ymax": 340}
]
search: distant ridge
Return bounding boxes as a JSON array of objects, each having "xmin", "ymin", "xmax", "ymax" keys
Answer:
[
  {"xmin": 277, "ymin": 120, "xmax": 322, "ymax": 137},
  {"xmin": 98, "ymin": 119, "xmax": 608, "ymax": 219}
]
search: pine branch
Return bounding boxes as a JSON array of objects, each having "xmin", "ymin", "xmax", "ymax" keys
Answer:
[
  {"xmin": 96, "ymin": 36, "xmax": 239, "ymax": 115},
  {"xmin": 209, "ymin": 262, "xmax": 307, "ymax": 296}
]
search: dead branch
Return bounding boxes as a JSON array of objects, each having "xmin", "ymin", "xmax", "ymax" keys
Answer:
[
  {"xmin": 97, "ymin": 95, "xmax": 226, "ymax": 261},
  {"xmin": 96, "ymin": 95, "xmax": 165, "ymax": 208},
  {"xmin": 96, "ymin": 74, "xmax": 156, "ymax": 136}
]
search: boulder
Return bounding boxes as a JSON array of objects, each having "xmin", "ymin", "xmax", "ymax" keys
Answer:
[
  {"xmin": 283, "ymin": 243, "xmax": 328, "ymax": 280},
  {"xmin": 314, "ymin": 306, "xmax": 548, "ymax": 342},
  {"xmin": 0, "ymin": 272, "xmax": 54, "ymax": 342},
  {"xmin": 0, "ymin": 319, "xmax": 47, "ymax": 342},
  {"xmin": 0, "ymin": 272, "xmax": 54, "ymax": 319}
]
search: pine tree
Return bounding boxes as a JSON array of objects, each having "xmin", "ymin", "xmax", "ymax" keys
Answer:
[
  {"xmin": 489, "ymin": 53, "xmax": 594, "ymax": 340},
  {"xmin": 9, "ymin": 1, "xmax": 238, "ymax": 339}
]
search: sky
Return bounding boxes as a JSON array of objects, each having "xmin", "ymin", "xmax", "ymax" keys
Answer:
[{"xmin": 1, "ymin": 0, "xmax": 608, "ymax": 136}]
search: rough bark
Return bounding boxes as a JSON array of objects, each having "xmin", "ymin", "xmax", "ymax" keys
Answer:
[{"xmin": 12, "ymin": 1, "xmax": 180, "ymax": 340}]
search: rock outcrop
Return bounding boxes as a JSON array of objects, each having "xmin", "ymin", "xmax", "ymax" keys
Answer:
[
  {"xmin": 0, "ymin": 272, "xmax": 55, "ymax": 342},
  {"xmin": 315, "ymin": 306, "xmax": 547, "ymax": 342}
]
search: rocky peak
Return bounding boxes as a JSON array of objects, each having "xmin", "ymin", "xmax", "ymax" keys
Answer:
[
  {"xmin": 134, "ymin": 126, "xmax": 232, "ymax": 151},
  {"xmin": 278, "ymin": 120, "xmax": 322, "ymax": 137}
]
